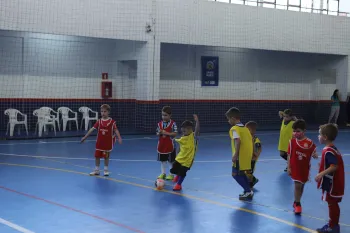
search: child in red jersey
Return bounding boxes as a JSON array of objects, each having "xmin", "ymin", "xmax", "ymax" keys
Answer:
[
  {"xmin": 81, "ymin": 104, "xmax": 122, "ymax": 176},
  {"xmin": 315, "ymin": 124, "xmax": 345, "ymax": 233},
  {"xmin": 287, "ymin": 119, "xmax": 318, "ymax": 214},
  {"xmin": 157, "ymin": 106, "xmax": 178, "ymax": 180}
]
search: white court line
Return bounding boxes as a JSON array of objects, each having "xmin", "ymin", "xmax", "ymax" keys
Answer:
[
  {"xmin": 0, "ymin": 152, "xmax": 349, "ymax": 163},
  {"xmin": 2, "ymin": 130, "xmax": 350, "ymax": 146},
  {"xmin": 0, "ymin": 218, "xmax": 35, "ymax": 233}
]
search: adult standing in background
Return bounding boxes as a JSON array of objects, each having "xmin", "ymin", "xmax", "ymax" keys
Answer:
[
  {"xmin": 328, "ymin": 89, "xmax": 340, "ymax": 124},
  {"xmin": 346, "ymin": 93, "xmax": 350, "ymax": 127}
]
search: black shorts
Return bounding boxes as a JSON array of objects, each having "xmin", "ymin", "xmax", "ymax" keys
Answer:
[
  {"xmin": 157, "ymin": 149, "xmax": 176, "ymax": 162},
  {"xmin": 170, "ymin": 161, "xmax": 190, "ymax": 177}
]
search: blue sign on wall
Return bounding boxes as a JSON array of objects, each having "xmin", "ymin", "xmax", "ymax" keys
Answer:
[{"xmin": 201, "ymin": 56, "xmax": 219, "ymax": 86}]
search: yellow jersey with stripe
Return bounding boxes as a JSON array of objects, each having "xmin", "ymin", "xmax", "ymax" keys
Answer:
[
  {"xmin": 229, "ymin": 123, "xmax": 253, "ymax": 170},
  {"xmin": 278, "ymin": 120, "xmax": 294, "ymax": 152},
  {"xmin": 175, "ymin": 132, "xmax": 198, "ymax": 168}
]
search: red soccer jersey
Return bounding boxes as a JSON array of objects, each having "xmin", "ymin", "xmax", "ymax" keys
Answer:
[
  {"xmin": 288, "ymin": 137, "xmax": 316, "ymax": 183},
  {"xmin": 157, "ymin": 120, "xmax": 175, "ymax": 154},
  {"xmin": 317, "ymin": 145, "xmax": 345, "ymax": 198},
  {"xmin": 93, "ymin": 118, "xmax": 117, "ymax": 152}
]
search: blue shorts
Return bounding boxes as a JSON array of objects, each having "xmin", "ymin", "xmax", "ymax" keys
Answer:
[{"xmin": 232, "ymin": 160, "xmax": 251, "ymax": 175}]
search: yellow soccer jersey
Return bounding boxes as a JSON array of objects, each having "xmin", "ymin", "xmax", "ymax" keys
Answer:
[
  {"xmin": 175, "ymin": 132, "xmax": 198, "ymax": 168},
  {"xmin": 278, "ymin": 120, "xmax": 294, "ymax": 152},
  {"xmin": 229, "ymin": 123, "xmax": 253, "ymax": 171}
]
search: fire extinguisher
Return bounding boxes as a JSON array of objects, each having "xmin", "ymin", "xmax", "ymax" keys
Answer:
[{"xmin": 105, "ymin": 87, "xmax": 109, "ymax": 97}]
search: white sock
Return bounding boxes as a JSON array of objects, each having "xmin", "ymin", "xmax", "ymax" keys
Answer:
[
  {"xmin": 95, "ymin": 166, "xmax": 99, "ymax": 171},
  {"xmin": 104, "ymin": 166, "xmax": 108, "ymax": 171},
  {"xmin": 161, "ymin": 162, "xmax": 166, "ymax": 174},
  {"xmin": 168, "ymin": 162, "xmax": 173, "ymax": 174}
]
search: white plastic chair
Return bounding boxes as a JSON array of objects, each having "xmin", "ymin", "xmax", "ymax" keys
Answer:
[
  {"xmin": 58, "ymin": 107, "xmax": 78, "ymax": 131},
  {"xmin": 39, "ymin": 107, "xmax": 60, "ymax": 131},
  {"xmin": 79, "ymin": 107, "xmax": 98, "ymax": 130},
  {"xmin": 4, "ymin": 109, "xmax": 28, "ymax": 137},
  {"xmin": 33, "ymin": 109, "xmax": 56, "ymax": 137}
]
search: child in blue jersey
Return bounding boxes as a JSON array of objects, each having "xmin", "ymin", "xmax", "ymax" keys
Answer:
[
  {"xmin": 170, "ymin": 114, "xmax": 200, "ymax": 191},
  {"xmin": 245, "ymin": 121, "xmax": 262, "ymax": 189},
  {"xmin": 226, "ymin": 107, "xmax": 253, "ymax": 200}
]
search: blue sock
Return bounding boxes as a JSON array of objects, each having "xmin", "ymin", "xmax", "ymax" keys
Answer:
[
  {"xmin": 233, "ymin": 175, "xmax": 251, "ymax": 193},
  {"xmin": 177, "ymin": 176, "xmax": 185, "ymax": 185}
]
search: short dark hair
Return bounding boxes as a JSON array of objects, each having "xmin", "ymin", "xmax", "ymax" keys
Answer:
[
  {"xmin": 181, "ymin": 120, "xmax": 193, "ymax": 129},
  {"xmin": 162, "ymin": 106, "xmax": 172, "ymax": 115},
  {"xmin": 283, "ymin": 109, "xmax": 293, "ymax": 116},
  {"xmin": 100, "ymin": 104, "xmax": 111, "ymax": 112},
  {"xmin": 245, "ymin": 121, "xmax": 257, "ymax": 130},
  {"xmin": 225, "ymin": 107, "xmax": 240, "ymax": 119},
  {"xmin": 292, "ymin": 119, "xmax": 306, "ymax": 131},
  {"xmin": 319, "ymin": 123, "xmax": 338, "ymax": 141}
]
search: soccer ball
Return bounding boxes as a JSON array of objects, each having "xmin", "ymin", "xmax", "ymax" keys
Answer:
[{"xmin": 155, "ymin": 178, "xmax": 165, "ymax": 190}]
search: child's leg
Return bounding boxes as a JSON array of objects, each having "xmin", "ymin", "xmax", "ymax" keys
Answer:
[
  {"xmin": 294, "ymin": 181, "xmax": 304, "ymax": 203},
  {"xmin": 280, "ymin": 151, "xmax": 288, "ymax": 160},
  {"xmin": 90, "ymin": 152, "xmax": 101, "ymax": 175},
  {"xmin": 293, "ymin": 181, "xmax": 304, "ymax": 214},
  {"xmin": 232, "ymin": 162, "xmax": 252, "ymax": 195},
  {"xmin": 327, "ymin": 196, "xmax": 341, "ymax": 228},
  {"xmin": 316, "ymin": 194, "xmax": 341, "ymax": 233},
  {"xmin": 157, "ymin": 153, "xmax": 168, "ymax": 179},
  {"xmin": 280, "ymin": 151, "xmax": 288, "ymax": 171},
  {"xmin": 166, "ymin": 150, "xmax": 176, "ymax": 180},
  {"xmin": 103, "ymin": 152, "xmax": 110, "ymax": 176}
]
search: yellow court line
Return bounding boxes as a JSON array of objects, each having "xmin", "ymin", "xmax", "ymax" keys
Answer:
[
  {"xmin": 0, "ymin": 162, "xmax": 317, "ymax": 233},
  {"xmin": 16, "ymin": 156, "xmax": 350, "ymax": 228}
]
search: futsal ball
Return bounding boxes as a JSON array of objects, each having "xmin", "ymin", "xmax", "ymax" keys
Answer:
[{"xmin": 155, "ymin": 178, "xmax": 165, "ymax": 190}]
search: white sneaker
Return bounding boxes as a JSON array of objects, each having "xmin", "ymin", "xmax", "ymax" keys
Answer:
[
  {"xmin": 90, "ymin": 170, "xmax": 100, "ymax": 176},
  {"xmin": 104, "ymin": 170, "xmax": 110, "ymax": 176}
]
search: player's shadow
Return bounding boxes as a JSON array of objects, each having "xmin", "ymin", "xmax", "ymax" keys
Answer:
[
  {"xmin": 230, "ymin": 203, "xmax": 259, "ymax": 233},
  {"xmin": 93, "ymin": 177, "xmax": 119, "ymax": 202},
  {"xmin": 151, "ymin": 189, "xmax": 194, "ymax": 233}
]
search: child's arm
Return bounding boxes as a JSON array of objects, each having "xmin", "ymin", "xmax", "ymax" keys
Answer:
[
  {"xmin": 81, "ymin": 128, "xmax": 95, "ymax": 143},
  {"xmin": 193, "ymin": 114, "xmax": 200, "ymax": 137},
  {"xmin": 114, "ymin": 125, "xmax": 122, "ymax": 144},
  {"xmin": 315, "ymin": 152, "xmax": 338, "ymax": 182},
  {"xmin": 315, "ymin": 165, "xmax": 337, "ymax": 182},
  {"xmin": 232, "ymin": 138, "xmax": 240, "ymax": 162},
  {"xmin": 287, "ymin": 154, "xmax": 292, "ymax": 175},
  {"xmin": 253, "ymin": 144, "xmax": 262, "ymax": 159},
  {"xmin": 278, "ymin": 111, "xmax": 284, "ymax": 119}
]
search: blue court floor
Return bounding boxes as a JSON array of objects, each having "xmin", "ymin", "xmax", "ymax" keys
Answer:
[{"xmin": 0, "ymin": 130, "xmax": 349, "ymax": 233}]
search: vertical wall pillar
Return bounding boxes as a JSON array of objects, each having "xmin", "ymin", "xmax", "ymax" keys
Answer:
[{"xmin": 135, "ymin": 39, "xmax": 161, "ymax": 132}]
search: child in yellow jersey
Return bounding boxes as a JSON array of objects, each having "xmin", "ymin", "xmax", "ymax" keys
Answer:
[
  {"xmin": 226, "ymin": 107, "xmax": 254, "ymax": 200},
  {"xmin": 245, "ymin": 121, "xmax": 262, "ymax": 189},
  {"xmin": 170, "ymin": 114, "xmax": 200, "ymax": 191},
  {"xmin": 278, "ymin": 109, "xmax": 297, "ymax": 172}
]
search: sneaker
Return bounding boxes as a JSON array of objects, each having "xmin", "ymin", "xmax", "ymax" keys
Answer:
[
  {"xmin": 89, "ymin": 170, "xmax": 100, "ymax": 176},
  {"xmin": 252, "ymin": 178, "xmax": 259, "ymax": 187},
  {"xmin": 316, "ymin": 224, "xmax": 340, "ymax": 233},
  {"xmin": 239, "ymin": 191, "xmax": 254, "ymax": 200},
  {"xmin": 173, "ymin": 184, "xmax": 182, "ymax": 191},
  {"xmin": 172, "ymin": 175, "xmax": 179, "ymax": 183},
  {"xmin": 104, "ymin": 170, "xmax": 110, "ymax": 176},
  {"xmin": 165, "ymin": 174, "xmax": 174, "ymax": 180},
  {"xmin": 158, "ymin": 173, "xmax": 166, "ymax": 179},
  {"xmin": 294, "ymin": 205, "xmax": 302, "ymax": 215}
]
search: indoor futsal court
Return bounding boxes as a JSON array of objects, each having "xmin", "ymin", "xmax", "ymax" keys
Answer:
[
  {"xmin": 0, "ymin": 130, "xmax": 349, "ymax": 233},
  {"xmin": 1, "ymin": 0, "xmax": 350, "ymax": 232}
]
